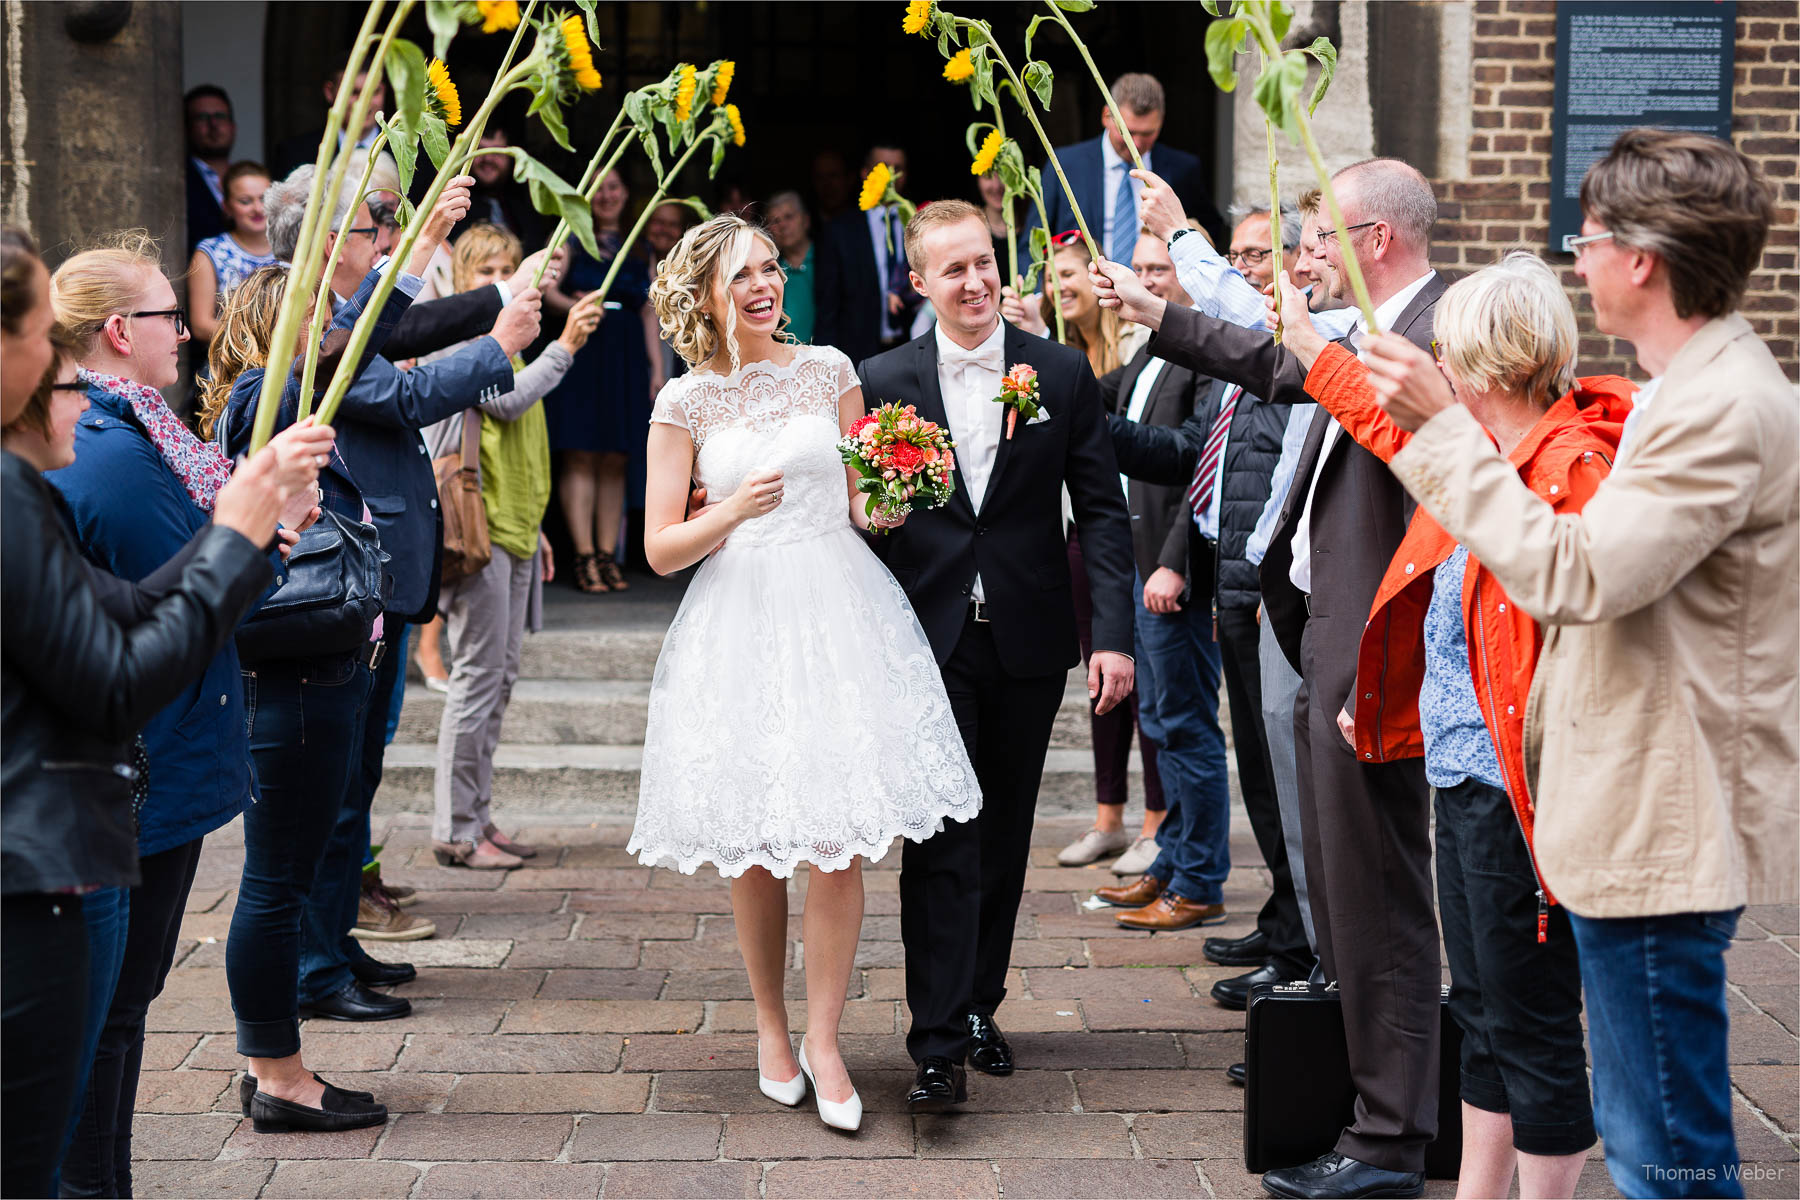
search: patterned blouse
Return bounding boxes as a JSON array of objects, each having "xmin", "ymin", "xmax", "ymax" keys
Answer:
[{"xmin": 196, "ymin": 233, "xmax": 277, "ymax": 306}]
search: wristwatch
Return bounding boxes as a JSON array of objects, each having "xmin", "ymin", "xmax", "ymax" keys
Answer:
[{"xmin": 1166, "ymin": 228, "xmax": 1193, "ymax": 249}]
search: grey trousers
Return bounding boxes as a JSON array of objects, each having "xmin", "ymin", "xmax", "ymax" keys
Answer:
[
  {"xmin": 1257, "ymin": 607, "xmax": 1317, "ymax": 957},
  {"xmin": 434, "ymin": 544, "xmax": 535, "ymax": 844}
]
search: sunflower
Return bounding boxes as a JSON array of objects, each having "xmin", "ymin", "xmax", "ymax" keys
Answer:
[
  {"xmin": 725, "ymin": 103, "xmax": 746, "ymax": 147},
  {"xmin": 902, "ymin": 0, "xmax": 933, "ymax": 36},
  {"xmin": 560, "ymin": 14, "xmax": 602, "ymax": 90},
  {"xmin": 711, "ymin": 60, "xmax": 735, "ymax": 107},
  {"xmin": 475, "ymin": 0, "xmax": 519, "ymax": 34},
  {"xmin": 859, "ymin": 162, "xmax": 893, "ymax": 212},
  {"xmin": 674, "ymin": 63, "xmax": 697, "ymax": 122},
  {"xmin": 943, "ymin": 48, "xmax": 974, "ymax": 84},
  {"xmin": 426, "ymin": 58, "xmax": 462, "ymax": 126},
  {"xmin": 971, "ymin": 129, "xmax": 1003, "ymax": 176}
]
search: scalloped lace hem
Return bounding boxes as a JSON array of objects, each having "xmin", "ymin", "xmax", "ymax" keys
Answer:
[{"xmin": 626, "ymin": 796, "xmax": 982, "ymax": 880}]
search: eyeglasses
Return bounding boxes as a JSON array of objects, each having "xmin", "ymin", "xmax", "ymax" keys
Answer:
[
  {"xmin": 51, "ymin": 381, "xmax": 87, "ymax": 392},
  {"xmin": 1318, "ymin": 221, "xmax": 1377, "ymax": 244},
  {"xmin": 189, "ymin": 111, "xmax": 233, "ymax": 125},
  {"xmin": 343, "ymin": 226, "xmax": 380, "ymax": 239},
  {"xmin": 1562, "ymin": 229, "xmax": 1615, "ymax": 256},
  {"xmin": 127, "ymin": 308, "xmax": 189, "ymax": 337},
  {"xmin": 1227, "ymin": 247, "xmax": 1273, "ymax": 268},
  {"xmin": 1051, "ymin": 229, "xmax": 1084, "ymax": 247}
]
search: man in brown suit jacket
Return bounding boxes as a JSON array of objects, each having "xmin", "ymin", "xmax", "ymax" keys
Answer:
[{"xmin": 1092, "ymin": 158, "xmax": 1448, "ymax": 1200}]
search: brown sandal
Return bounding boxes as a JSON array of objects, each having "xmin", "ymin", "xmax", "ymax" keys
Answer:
[
  {"xmin": 596, "ymin": 555, "xmax": 629, "ymax": 592},
  {"xmin": 574, "ymin": 553, "xmax": 610, "ymax": 594}
]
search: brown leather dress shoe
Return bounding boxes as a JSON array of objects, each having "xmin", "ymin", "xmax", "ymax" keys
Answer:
[
  {"xmin": 1094, "ymin": 875, "xmax": 1165, "ymax": 908},
  {"xmin": 1114, "ymin": 893, "xmax": 1227, "ymax": 931}
]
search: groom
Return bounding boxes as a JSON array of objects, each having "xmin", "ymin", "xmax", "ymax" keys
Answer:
[{"xmin": 857, "ymin": 200, "xmax": 1137, "ymax": 1110}]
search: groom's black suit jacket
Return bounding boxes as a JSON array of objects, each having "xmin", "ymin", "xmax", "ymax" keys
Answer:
[{"xmin": 855, "ymin": 321, "xmax": 1136, "ymax": 678}]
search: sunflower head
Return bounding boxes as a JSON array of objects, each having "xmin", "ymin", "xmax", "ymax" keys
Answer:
[
  {"xmin": 860, "ymin": 162, "xmax": 894, "ymax": 212},
  {"xmin": 559, "ymin": 14, "xmax": 602, "ymax": 90},
  {"xmin": 943, "ymin": 48, "xmax": 974, "ymax": 84},
  {"xmin": 711, "ymin": 60, "xmax": 735, "ymax": 107},
  {"xmin": 725, "ymin": 103, "xmax": 746, "ymax": 148},
  {"xmin": 902, "ymin": 0, "xmax": 933, "ymax": 36},
  {"xmin": 971, "ymin": 130, "xmax": 1004, "ymax": 177},
  {"xmin": 426, "ymin": 58, "xmax": 462, "ymax": 126},
  {"xmin": 476, "ymin": 0, "xmax": 520, "ymax": 34},
  {"xmin": 674, "ymin": 63, "xmax": 698, "ymax": 122}
]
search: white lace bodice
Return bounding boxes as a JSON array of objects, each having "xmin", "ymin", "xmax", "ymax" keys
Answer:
[{"xmin": 651, "ymin": 345, "xmax": 859, "ymax": 548}]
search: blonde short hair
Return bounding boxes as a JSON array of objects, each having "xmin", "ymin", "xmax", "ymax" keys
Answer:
[
  {"xmin": 902, "ymin": 199, "xmax": 982, "ymax": 276},
  {"xmin": 50, "ymin": 229, "xmax": 165, "ymax": 356},
  {"xmin": 649, "ymin": 213, "xmax": 784, "ymax": 372},
  {"xmin": 1434, "ymin": 251, "xmax": 1577, "ymax": 407},
  {"xmin": 451, "ymin": 223, "xmax": 523, "ymax": 294}
]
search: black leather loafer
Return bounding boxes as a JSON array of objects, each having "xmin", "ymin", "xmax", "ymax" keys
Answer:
[
  {"xmin": 1212, "ymin": 962, "xmax": 1302, "ymax": 1011},
  {"xmin": 240, "ymin": 1073, "xmax": 374, "ymax": 1116},
  {"xmin": 1226, "ymin": 1062, "xmax": 1246, "ymax": 1086},
  {"xmin": 1261, "ymin": 1152, "xmax": 1424, "ymax": 1198},
  {"xmin": 248, "ymin": 1081, "xmax": 388, "ymax": 1134},
  {"xmin": 298, "ymin": 981, "xmax": 411, "ymax": 1022},
  {"xmin": 1203, "ymin": 928, "xmax": 1272, "ymax": 967},
  {"xmin": 966, "ymin": 1013, "xmax": 1014, "ymax": 1077},
  {"xmin": 351, "ymin": 957, "xmax": 417, "ymax": 987},
  {"xmin": 907, "ymin": 1056, "xmax": 968, "ymax": 1113}
]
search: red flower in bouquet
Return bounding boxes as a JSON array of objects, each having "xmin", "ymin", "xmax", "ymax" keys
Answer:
[
  {"xmin": 887, "ymin": 442, "xmax": 926, "ymax": 477},
  {"xmin": 994, "ymin": 361, "xmax": 1042, "ymax": 440}
]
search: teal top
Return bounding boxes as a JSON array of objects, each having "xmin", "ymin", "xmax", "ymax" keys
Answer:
[{"xmin": 783, "ymin": 245, "xmax": 816, "ymax": 344}]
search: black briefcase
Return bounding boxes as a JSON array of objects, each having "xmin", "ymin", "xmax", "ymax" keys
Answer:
[{"xmin": 1243, "ymin": 980, "xmax": 1463, "ymax": 1179}]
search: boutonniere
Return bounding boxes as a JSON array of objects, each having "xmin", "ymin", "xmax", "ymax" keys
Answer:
[{"xmin": 993, "ymin": 362, "xmax": 1041, "ymax": 440}]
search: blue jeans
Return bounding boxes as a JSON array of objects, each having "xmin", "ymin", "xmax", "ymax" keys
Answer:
[
  {"xmin": 233, "ymin": 655, "xmax": 370, "ymax": 1054},
  {"xmin": 1570, "ymin": 909, "xmax": 1744, "ymax": 1198},
  {"xmin": 1133, "ymin": 575, "xmax": 1231, "ymax": 904},
  {"xmin": 55, "ymin": 886, "xmax": 128, "ymax": 1190}
]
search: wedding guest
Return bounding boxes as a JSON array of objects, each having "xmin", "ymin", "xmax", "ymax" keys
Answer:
[
  {"xmin": 184, "ymin": 85, "xmax": 236, "ymax": 251},
  {"xmin": 456, "ymin": 126, "xmax": 543, "ymax": 247},
  {"xmin": 644, "ymin": 201, "xmax": 691, "ymax": 269},
  {"xmin": 2, "ymin": 228, "xmax": 328, "ymax": 1199},
  {"xmin": 188, "ymin": 162, "xmax": 276, "ymax": 348},
  {"xmin": 977, "ymin": 170, "xmax": 1023, "ymax": 281},
  {"xmin": 810, "ymin": 148, "xmax": 855, "ymax": 223},
  {"xmin": 426, "ymin": 225, "xmax": 602, "ymax": 870},
  {"xmin": 1365, "ymin": 129, "xmax": 1794, "ymax": 1200},
  {"xmin": 544, "ymin": 169, "xmax": 663, "ymax": 593},
  {"xmin": 271, "ymin": 67, "xmax": 389, "ymax": 180},
  {"xmin": 815, "ymin": 144, "xmax": 917, "ymax": 365},
  {"xmin": 764, "ymin": 191, "xmax": 815, "ymax": 343}
]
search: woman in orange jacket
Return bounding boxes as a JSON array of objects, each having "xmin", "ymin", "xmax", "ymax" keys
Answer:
[{"xmin": 1272, "ymin": 252, "xmax": 1634, "ymax": 1200}]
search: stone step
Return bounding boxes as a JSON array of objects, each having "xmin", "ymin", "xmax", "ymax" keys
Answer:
[{"xmin": 513, "ymin": 628, "xmax": 669, "ymax": 681}]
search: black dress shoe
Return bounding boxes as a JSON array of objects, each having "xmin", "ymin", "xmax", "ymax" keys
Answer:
[
  {"xmin": 1203, "ymin": 928, "xmax": 1271, "ymax": 967},
  {"xmin": 240, "ymin": 1073, "xmax": 374, "ymax": 1116},
  {"xmin": 907, "ymin": 1056, "xmax": 968, "ymax": 1113},
  {"xmin": 1212, "ymin": 961, "xmax": 1301, "ymax": 1011},
  {"xmin": 351, "ymin": 957, "xmax": 417, "ymax": 987},
  {"xmin": 966, "ymin": 1013, "xmax": 1014, "ymax": 1077},
  {"xmin": 248, "ymin": 1081, "xmax": 388, "ymax": 1134},
  {"xmin": 1226, "ymin": 1062, "xmax": 1246, "ymax": 1086},
  {"xmin": 1261, "ymin": 1151, "xmax": 1424, "ymax": 1198},
  {"xmin": 298, "ymin": 981, "xmax": 411, "ymax": 1022}
]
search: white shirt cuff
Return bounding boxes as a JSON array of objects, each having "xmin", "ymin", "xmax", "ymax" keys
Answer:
[{"xmin": 494, "ymin": 279, "xmax": 513, "ymax": 306}]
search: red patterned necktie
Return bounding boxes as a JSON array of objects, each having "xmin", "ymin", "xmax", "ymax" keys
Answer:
[{"xmin": 1186, "ymin": 384, "xmax": 1242, "ymax": 522}]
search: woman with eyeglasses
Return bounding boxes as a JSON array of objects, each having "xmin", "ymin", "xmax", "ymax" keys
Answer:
[{"xmin": 44, "ymin": 230, "xmax": 324, "ymax": 1196}]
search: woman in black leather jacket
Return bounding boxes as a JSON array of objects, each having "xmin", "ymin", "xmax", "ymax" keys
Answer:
[{"xmin": 0, "ymin": 229, "xmax": 333, "ymax": 1198}]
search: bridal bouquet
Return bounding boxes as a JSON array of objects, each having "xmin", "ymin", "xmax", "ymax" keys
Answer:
[{"xmin": 839, "ymin": 403, "xmax": 957, "ymax": 528}]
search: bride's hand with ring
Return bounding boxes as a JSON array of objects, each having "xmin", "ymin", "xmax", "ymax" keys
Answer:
[{"xmin": 729, "ymin": 469, "xmax": 785, "ymax": 522}]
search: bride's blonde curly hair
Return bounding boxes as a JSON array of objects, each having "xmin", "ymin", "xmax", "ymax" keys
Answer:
[{"xmin": 649, "ymin": 213, "xmax": 789, "ymax": 374}]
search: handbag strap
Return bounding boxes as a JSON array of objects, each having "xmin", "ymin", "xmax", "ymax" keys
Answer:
[{"xmin": 461, "ymin": 407, "xmax": 481, "ymax": 469}]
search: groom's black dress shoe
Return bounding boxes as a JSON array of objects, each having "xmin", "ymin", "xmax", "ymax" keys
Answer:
[
  {"xmin": 1212, "ymin": 962, "xmax": 1302, "ymax": 1011},
  {"xmin": 298, "ymin": 981, "xmax": 411, "ymax": 1022},
  {"xmin": 1260, "ymin": 1152, "xmax": 1424, "ymax": 1198},
  {"xmin": 966, "ymin": 1014, "xmax": 1014, "ymax": 1076},
  {"xmin": 907, "ymin": 1057, "xmax": 968, "ymax": 1113},
  {"xmin": 1203, "ymin": 928, "xmax": 1271, "ymax": 967}
]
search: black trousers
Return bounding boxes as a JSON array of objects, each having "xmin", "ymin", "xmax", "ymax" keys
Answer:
[
  {"xmin": 1294, "ymin": 617, "xmax": 1439, "ymax": 1175},
  {"xmin": 1216, "ymin": 604, "xmax": 1309, "ymax": 976},
  {"xmin": 61, "ymin": 838, "xmax": 205, "ymax": 1199},
  {"xmin": 901, "ymin": 617, "xmax": 1065, "ymax": 1063},
  {"xmin": 2, "ymin": 893, "xmax": 89, "ymax": 1200}
]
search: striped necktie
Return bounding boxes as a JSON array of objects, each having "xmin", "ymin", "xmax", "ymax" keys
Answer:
[{"xmin": 1186, "ymin": 384, "xmax": 1243, "ymax": 521}]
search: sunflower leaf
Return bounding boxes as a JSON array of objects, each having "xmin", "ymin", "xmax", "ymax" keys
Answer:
[
  {"xmin": 508, "ymin": 148, "xmax": 599, "ymax": 260},
  {"xmin": 385, "ymin": 39, "xmax": 428, "ymax": 136},
  {"xmin": 1269, "ymin": 1, "xmax": 1293, "ymax": 45},
  {"xmin": 1201, "ymin": 0, "xmax": 1224, "ymax": 15},
  {"xmin": 1305, "ymin": 36, "xmax": 1338, "ymax": 113},
  {"xmin": 387, "ymin": 116, "xmax": 418, "ymax": 194},
  {"xmin": 425, "ymin": 0, "xmax": 462, "ymax": 60},
  {"xmin": 638, "ymin": 125, "xmax": 664, "ymax": 179},
  {"xmin": 1024, "ymin": 13, "xmax": 1050, "ymax": 61},
  {"xmin": 1052, "ymin": 0, "xmax": 1095, "ymax": 10},
  {"xmin": 1253, "ymin": 47, "xmax": 1308, "ymax": 140},
  {"xmin": 1024, "ymin": 60, "xmax": 1054, "ymax": 110},
  {"xmin": 420, "ymin": 113, "xmax": 451, "ymax": 170},
  {"xmin": 537, "ymin": 91, "xmax": 573, "ymax": 152},
  {"xmin": 965, "ymin": 121, "xmax": 992, "ymax": 157},
  {"xmin": 574, "ymin": 0, "xmax": 602, "ymax": 50},
  {"xmin": 709, "ymin": 133, "xmax": 727, "ymax": 178},
  {"xmin": 1205, "ymin": 18, "xmax": 1247, "ymax": 92}
]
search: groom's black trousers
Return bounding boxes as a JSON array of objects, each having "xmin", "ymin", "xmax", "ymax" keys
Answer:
[{"xmin": 901, "ymin": 615, "xmax": 1066, "ymax": 1064}]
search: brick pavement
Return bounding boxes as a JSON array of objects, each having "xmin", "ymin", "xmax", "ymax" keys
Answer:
[{"xmin": 135, "ymin": 810, "xmax": 1799, "ymax": 1199}]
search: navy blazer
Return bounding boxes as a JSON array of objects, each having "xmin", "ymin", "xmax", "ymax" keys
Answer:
[
  {"xmin": 223, "ymin": 267, "xmax": 512, "ymax": 622},
  {"xmin": 186, "ymin": 157, "xmax": 228, "ymax": 252},
  {"xmin": 1025, "ymin": 137, "xmax": 1228, "ymax": 257}
]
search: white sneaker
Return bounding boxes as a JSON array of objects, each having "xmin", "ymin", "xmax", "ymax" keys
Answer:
[
  {"xmin": 1057, "ymin": 827, "xmax": 1133, "ymax": 866},
  {"xmin": 758, "ymin": 1041, "xmax": 805, "ymax": 1107},
  {"xmin": 1111, "ymin": 835, "xmax": 1161, "ymax": 876},
  {"xmin": 798, "ymin": 1037, "xmax": 861, "ymax": 1132}
]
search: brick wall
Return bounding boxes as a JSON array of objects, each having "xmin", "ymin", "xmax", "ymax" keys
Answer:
[{"xmin": 1431, "ymin": 0, "xmax": 1799, "ymax": 382}]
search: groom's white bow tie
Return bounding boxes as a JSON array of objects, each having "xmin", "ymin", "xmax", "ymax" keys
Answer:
[{"xmin": 941, "ymin": 341, "xmax": 1003, "ymax": 389}]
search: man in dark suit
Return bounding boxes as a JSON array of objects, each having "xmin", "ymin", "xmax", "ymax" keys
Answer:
[
  {"xmin": 816, "ymin": 145, "xmax": 920, "ymax": 365},
  {"xmin": 271, "ymin": 68, "xmax": 390, "ymax": 182},
  {"xmin": 184, "ymin": 84, "xmax": 235, "ymax": 251},
  {"xmin": 1093, "ymin": 158, "xmax": 1447, "ymax": 1200},
  {"xmin": 1025, "ymin": 73, "xmax": 1227, "ymax": 265},
  {"xmin": 857, "ymin": 201, "xmax": 1135, "ymax": 1113}
]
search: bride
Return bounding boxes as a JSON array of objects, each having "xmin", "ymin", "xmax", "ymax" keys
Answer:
[{"xmin": 631, "ymin": 214, "xmax": 981, "ymax": 1133}]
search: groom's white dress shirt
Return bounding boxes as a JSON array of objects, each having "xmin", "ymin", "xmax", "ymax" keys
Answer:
[{"xmin": 935, "ymin": 319, "xmax": 1007, "ymax": 602}]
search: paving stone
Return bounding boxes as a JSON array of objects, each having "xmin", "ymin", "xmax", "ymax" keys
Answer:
[
  {"xmin": 1735, "ymin": 1102, "xmax": 1800, "ymax": 1164},
  {"xmin": 376, "ymin": 1113, "xmax": 575, "ymax": 1161},
  {"xmin": 639, "ymin": 939, "xmax": 792, "ymax": 970},
  {"xmin": 1197, "ymin": 1156, "xmax": 1285, "ymax": 1199},
  {"xmin": 1088, "ymin": 936, "xmax": 1234, "ymax": 966},
  {"xmin": 1074, "ymin": 1068, "xmax": 1245, "ymax": 1113},
  {"xmin": 651, "ymin": 1068, "xmax": 792, "ymax": 1113},
  {"xmin": 707, "ymin": 999, "xmax": 897, "ymax": 1035},
  {"xmin": 1023, "ymin": 966, "xmax": 1197, "ymax": 1002},
  {"xmin": 184, "ymin": 887, "xmax": 229, "ymax": 913},
  {"xmin": 1133, "ymin": 1111, "xmax": 1247, "ymax": 1159},
  {"xmin": 568, "ymin": 1113, "xmax": 723, "ymax": 1160},
  {"xmin": 500, "ymin": 999, "xmax": 703, "ymax": 1034},
  {"xmin": 394, "ymin": 967, "xmax": 548, "ymax": 999},
  {"xmin": 1737, "ymin": 1065, "xmax": 1800, "ymax": 1133},
  {"xmin": 983, "ymin": 999, "xmax": 1086, "ymax": 1032},
  {"xmin": 158, "ymin": 966, "xmax": 232, "ymax": 998},
  {"xmin": 851, "ymin": 940, "xmax": 908, "ymax": 968},
  {"xmin": 409, "ymin": 889, "xmax": 569, "ymax": 914},
  {"xmin": 621, "ymin": 1033, "xmax": 758, "ymax": 1072},
  {"xmin": 1000, "ymin": 1158, "xmax": 1207, "ymax": 1198},
  {"xmin": 537, "ymin": 969, "xmax": 670, "ymax": 1000},
  {"xmin": 1746, "ymin": 905, "xmax": 1800, "ymax": 937},
  {"xmin": 418, "ymin": 1162, "xmax": 605, "ymax": 1198},
  {"xmin": 1005, "ymin": 1031, "xmax": 1188, "ymax": 1070},
  {"xmin": 661, "ymin": 968, "xmax": 862, "ymax": 1001},
  {"xmin": 1025, "ymin": 866, "xmax": 1123, "ymax": 892},
  {"xmin": 127, "ymin": 1113, "xmax": 239, "ymax": 1159},
  {"xmin": 445, "ymin": 1072, "xmax": 650, "ymax": 1113},
  {"xmin": 867, "ymin": 967, "xmax": 1022, "ymax": 1002},
  {"xmin": 221, "ymin": 1119, "xmax": 384, "ymax": 1160},
  {"xmin": 763, "ymin": 1161, "xmax": 999, "ymax": 1199},
  {"xmin": 456, "ymin": 912, "xmax": 577, "ymax": 940},
  {"xmin": 567, "ymin": 889, "xmax": 734, "ymax": 914},
  {"xmin": 364, "ymin": 939, "xmax": 513, "ymax": 968},
  {"xmin": 145, "ymin": 994, "xmax": 235, "ymax": 1033},
  {"xmin": 505, "ymin": 939, "xmax": 641, "ymax": 969},
  {"xmin": 264, "ymin": 1161, "xmax": 422, "ymax": 1197},
  {"xmin": 133, "ymin": 1069, "xmax": 233, "ymax": 1113},
  {"xmin": 142, "ymin": 1033, "xmax": 202, "ymax": 1071},
  {"xmin": 302, "ymin": 997, "xmax": 507, "ymax": 1035},
  {"xmin": 602, "ymin": 1161, "xmax": 760, "ymax": 1199},
  {"xmin": 504, "ymin": 868, "xmax": 651, "ymax": 891},
  {"xmin": 722, "ymin": 1111, "xmax": 914, "ymax": 1158},
  {"xmin": 189, "ymin": 1030, "xmax": 405, "ymax": 1072},
  {"xmin": 1180, "ymin": 1031, "xmax": 1250, "ymax": 1070},
  {"xmin": 132, "ymin": 1158, "xmax": 273, "ymax": 1197},
  {"xmin": 1729, "ymin": 941, "xmax": 1800, "ymax": 988},
  {"xmin": 399, "ymin": 1033, "xmax": 623, "ymax": 1073},
  {"xmin": 1083, "ymin": 996, "xmax": 1247, "ymax": 1032},
  {"xmin": 917, "ymin": 1112, "xmax": 1134, "ymax": 1158},
  {"xmin": 1742, "ymin": 980, "xmax": 1800, "ymax": 1037},
  {"xmin": 573, "ymin": 912, "xmax": 699, "ymax": 940},
  {"xmin": 383, "ymin": 867, "xmax": 506, "ymax": 891},
  {"xmin": 561, "ymin": 844, "xmax": 646, "ymax": 868},
  {"xmin": 178, "ymin": 912, "xmax": 233, "ymax": 941},
  {"xmin": 1004, "ymin": 937, "xmax": 1090, "ymax": 967},
  {"xmin": 1731, "ymin": 1006, "xmax": 1800, "ymax": 1066}
]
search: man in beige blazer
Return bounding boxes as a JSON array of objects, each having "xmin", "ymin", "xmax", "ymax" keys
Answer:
[{"xmin": 1364, "ymin": 129, "xmax": 1794, "ymax": 1200}]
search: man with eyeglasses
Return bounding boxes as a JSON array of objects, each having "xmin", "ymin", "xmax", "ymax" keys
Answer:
[{"xmin": 184, "ymin": 85, "xmax": 236, "ymax": 252}]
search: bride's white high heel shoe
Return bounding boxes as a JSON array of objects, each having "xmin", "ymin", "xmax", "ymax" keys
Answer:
[
  {"xmin": 758, "ymin": 1041, "xmax": 806, "ymax": 1107},
  {"xmin": 797, "ymin": 1036, "xmax": 862, "ymax": 1132}
]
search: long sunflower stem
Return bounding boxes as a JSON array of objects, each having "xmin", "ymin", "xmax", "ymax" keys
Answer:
[
  {"xmin": 531, "ymin": 107, "xmax": 631, "ymax": 289},
  {"xmin": 1266, "ymin": 116, "xmax": 1281, "ymax": 345},
  {"xmin": 1026, "ymin": 183, "xmax": 1065, "ymax": 344},
  {"xmin": 994, "ymin": 104, "xmax": 1020, "ymax": 288},
  {"xmin": 590, "ymin": 128, "xmax": 721, "ymax": 311},
  {"xmin": 1042, "ymin": 2, "xmax": 1143, "ymax": 171},
  {"xmin": 297, "ymin": 130, "xmax": 391, "ymax": 420}
]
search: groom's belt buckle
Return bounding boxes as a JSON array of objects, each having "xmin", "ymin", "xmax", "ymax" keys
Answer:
[{"xmin": 969, "ymin": 599, "xmax": 990, "ymax": 624}]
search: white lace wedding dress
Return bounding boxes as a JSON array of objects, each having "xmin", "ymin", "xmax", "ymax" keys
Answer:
[{"xmin": 628, "ymin": 344, "xmax": 982, "ymax": 878}]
